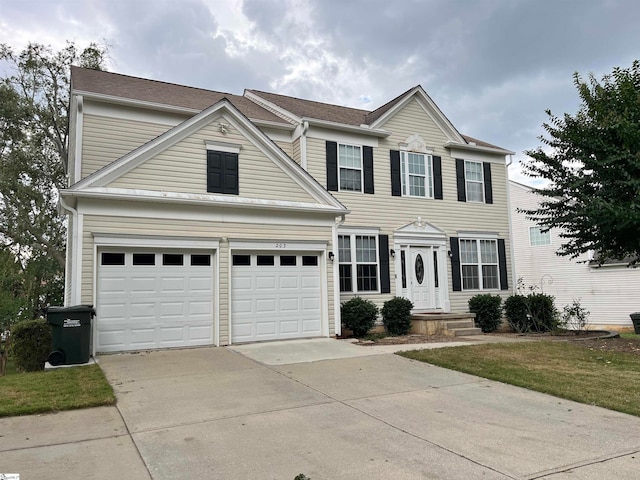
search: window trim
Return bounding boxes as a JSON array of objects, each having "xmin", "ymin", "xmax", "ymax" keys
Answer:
[
  {"xmin": 338, "ymin": 231, "xmax": 380, "ymax": 294},
  {"xmin": 459, "ymin": 237, "xmax": 500, "ymax": 291},
  {"xmin": 337, "ymin": 143, "xmax": 364, "ymax": 193},
  {"xmin": 464, "ymin": 160, "xmax": 484, "ymax": 203},
  {"xmin": 529, "ymin": 226, "xmax": 552, "ymax": 246},
  {"xmin": 400, "ymin": 151, "xmax": 434, "ymax": 198}
]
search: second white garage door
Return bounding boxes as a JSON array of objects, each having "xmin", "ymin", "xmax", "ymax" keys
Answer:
[{"xmin": 231, "ymin": 252, "xmax": 322, "ymax": 343}]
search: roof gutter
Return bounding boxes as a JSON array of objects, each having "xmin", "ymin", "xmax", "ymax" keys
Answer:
[{"xmin": 444, "ymin": 141, "xmax": 516, "ymax": 156}]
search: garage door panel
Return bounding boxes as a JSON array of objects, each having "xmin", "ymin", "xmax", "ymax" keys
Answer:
[
  {"xmin": 231, "ymin": 252, "xmax": 322, "ymax": 343},
  {"xmin": 97, "ymin": 249, "xmax": 214, "ymax": 353}
]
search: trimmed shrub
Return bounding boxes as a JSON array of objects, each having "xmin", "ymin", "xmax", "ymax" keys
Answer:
[
  {"xmin": 341, "ymin": 297, "xmax": 378, "ymax": 337},
  {"xmin": 11, "ymin": 319, "xmax": 52, "ymax": 372},
  {"xmin": 468, "ymin": 294, "xmax": 503, "ymax": 333},
  {"xmin": 504, "ymin": 293, "xmax": 558, "ymax": 333},
  {"xmin": 382, "ymin": 297, "xmax": 414, "ymax": 335}
]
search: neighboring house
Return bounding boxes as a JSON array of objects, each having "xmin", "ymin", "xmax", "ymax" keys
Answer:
[
  {"xmin": 509, "ymin": 180, "xmax": 635, "ymax": 330},
  {"xmin": 62, "ymin": 67, "xmax": 515, "ymax": 353}
]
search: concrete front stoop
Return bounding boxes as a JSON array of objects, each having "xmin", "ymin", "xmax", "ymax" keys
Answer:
[{"xmin": 410, "ymin": 312, "xmax": 482, "ymax": 337}]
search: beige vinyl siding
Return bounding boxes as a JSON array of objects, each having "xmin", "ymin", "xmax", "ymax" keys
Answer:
[
  {"xmin": 109, "ymin": 119, "xmax": 315, "ymax": 203},
  {"xmin": 510, "ymin": 182, "xmax": 634, "ymax": 329},
  {"xmin": 307, "ymin": 97, "xmax": 513, "ymax": 312},
  {"xmin": 274, "ymin": 140, "xmax": 293, "ymax": 158},
  {"xmin": 292, "ymin": 137, "xmax": 301, "ymax": 164},
  {"xmin": 82, "ymin": 114, "xmax": 172, "ymax": 179},
  {"xmin": 81, "ymin": 214, "xmax": 335, "ymax": 344}
]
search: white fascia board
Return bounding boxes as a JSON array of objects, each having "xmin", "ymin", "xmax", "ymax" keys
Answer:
[
  {"xmin": 250, "ymin": 118, "xmax": 296, "ymax": 131},
  {"xmin": 243, "ymin": 90, "xmax": 302, "ymax": 124},
  {"xmin": 303, "ymin": 117, "xmax": 390, "ymax": 138},
  {"xmin": 93, "ymin": 233, "xmax": 220, "ymax": 249},
  {"xmin": 445, "ymin": 142, "xmax": 516, "ymax": 157},
  {"xmin": 228, "ymin": 239, "xmax": 328, "ymax": 251},
  {"xmin": 61, "ymin": 187, "xmax": 349, "ymax": 215}
]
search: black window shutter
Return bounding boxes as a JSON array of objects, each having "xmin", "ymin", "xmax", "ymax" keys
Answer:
[
  {"xmin": 326, "ymin": 141, "xmax": 338, "ymax": 191},
  {"xmin": 455, "ymin": 159, "xmax": 466, "ymax": 202},
  {"xmin": 223, "ymin": 152, "xmax": 239, "ymax": 195},
  {"xmin": 450, "ymin": 237, "xmax": 462, "ymax": 292},
  {"xmin": 497, "ymin": 239, "xmax": 508, "ymax": 290},
  {"xmin": 433, "ymin": 155, "xmax": 443, "ymax": 200},
  {"xmin": 379, "ymin": 234, "xmax": 391, "ymax": 293},
  {"xmin": 390, "ymin": 150, "xmax": 401, "ymax": 196},
  {"xmin": 363, "ymin": 146, "xmax": 374, "ymax": 194},
  {"xmin": 207, "ymin": 151, "xmax": 223, "ymax": 193},
  {"xmin": 483, "ymin": 162, "xmax": 493, "ymax": 204}
]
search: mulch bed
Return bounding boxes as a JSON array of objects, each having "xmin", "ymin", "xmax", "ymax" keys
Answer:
[{"xmin": 351, "ymin": 331, "xmax": 640, "ymax": 356}]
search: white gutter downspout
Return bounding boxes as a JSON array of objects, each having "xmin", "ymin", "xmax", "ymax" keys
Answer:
[
  {"xmin": 300, "ymin": 121, "xmax": 309, "ymax": 170},
  {"xmin": 59, "ymin": 195, "xmax": 82, "ymax": 305},
  {"xmin": 332, "ymin": 214, "xmax": 346, "ymax": 336},
  {"xmin": 505, "ymin": 154, "xmax": 517, "ymax": 294}
]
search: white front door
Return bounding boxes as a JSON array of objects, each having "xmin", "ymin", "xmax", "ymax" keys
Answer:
[{"xmin": 410, "ymin": 248, "xmax": 432, "ymax": 310}]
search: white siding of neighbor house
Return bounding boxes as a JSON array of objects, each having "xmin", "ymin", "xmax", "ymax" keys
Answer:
[
  {"xmin": 81, "ymin": 213, "xmax": 335, "ymax": 345},
  {"xmin": 510, "ymin": 181, "xmax": 635, "ymax": 329},
  {"xmin": 108, "ymin": 116, "xmax": 315, "ymax": 203},
  {"xmin": 305, "ymin": 97, "xmax": 513, "ymax": 312}
]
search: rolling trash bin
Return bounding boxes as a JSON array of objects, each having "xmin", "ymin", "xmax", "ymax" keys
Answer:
[
  {"xmin": 630, "ymin": 313, "xmax": 640, "ymax": 335},
  {"xmin": 46, "ymin": 305, "xmax": 96, "ymax": 365}
]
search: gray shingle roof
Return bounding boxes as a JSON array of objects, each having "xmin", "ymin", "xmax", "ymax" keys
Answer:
[{"xmin": 71, "ymin": 67, "xmax": 290, "ymax": 125}]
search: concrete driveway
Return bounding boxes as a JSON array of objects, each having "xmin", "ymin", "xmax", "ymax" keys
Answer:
[{"xmin": 2, "ymin": 340, "xmax": 639, "ymax": 479}]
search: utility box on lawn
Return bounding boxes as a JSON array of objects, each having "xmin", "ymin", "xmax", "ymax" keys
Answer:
[
  {"xmin": 47, "ymin": 305, "xmax": 96, "ymax": 365},
  {"xmin": 630, "ymin": 313, "xmax": 640, "ymax": 335}
]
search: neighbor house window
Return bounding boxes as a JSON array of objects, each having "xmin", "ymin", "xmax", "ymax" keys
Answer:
[
  {"xmin": 338, "ymin": 233, "xmax": 378, "ymax": 292},
  {"xmin": 338, "ymin": 144, "xmax": 363, "ymax": 192},
  {"xmin": 465, "ymin": 160, "xmax": 484, "ymax": 202},
  {"xmin": 529, "ymin": 226, "xmax": 551, "ymax": 246},
  {"xmin": 459, "ymin": 238, "xmax": 499, "ymax": 290},
  {"xmin": 400, "ymin": 152, "xmax": 433, "ymax": 198}
]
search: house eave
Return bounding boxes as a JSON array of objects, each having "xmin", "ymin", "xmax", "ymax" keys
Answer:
[
  {"xmin": 60, "ymin": 188, "xmax": 350, "ymax": 216},
  {"xmin": 302, "ymin": 117, "xmax": 391, "ymax": 138},
  {"xmin": 445, "ymin": 141, "xmax": 515, "ymax": 156}
]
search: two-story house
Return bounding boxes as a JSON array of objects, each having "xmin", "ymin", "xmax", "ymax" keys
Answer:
[{"xmin": 62, "ymin": 67, "xmax": 514, "ymax": 353}]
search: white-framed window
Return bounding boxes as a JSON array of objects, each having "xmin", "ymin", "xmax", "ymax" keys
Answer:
[
  {"xmin": 338, "ymin": 233, "xmax": 379, "ymax": 292},
  {"xmin": 338, "ymin": 143, "xmax": 363, "ymax": 192},
  {"xmin": 400, "ymin": 151, "xmax": 433, "ymax": 198},
  {"xmin": 465, "ymin": 160, "xmax": 484, "ymax": 202},
  {"xmin": 459, "ymin": 238, "xmax": 499, "ymax": 290},
  {"xmin": 529, "ymin": 226, "xmax": 551, "ymax": 246}
]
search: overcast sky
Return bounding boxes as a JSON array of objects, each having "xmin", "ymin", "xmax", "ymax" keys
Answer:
[{"xmin": 1, "ymin": 0, "xmax": 639, "ymax": 186}]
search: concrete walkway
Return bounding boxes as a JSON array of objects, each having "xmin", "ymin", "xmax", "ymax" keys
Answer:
[{"xmin": 2, "ymin": 339, "xmax": 638, "ymax": 479}]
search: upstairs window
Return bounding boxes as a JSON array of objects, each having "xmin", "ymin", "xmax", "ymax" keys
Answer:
[
  {"xmin": 207, "ymin": 150, "xmax": 239, "ymax": 195},
  {"xmin": 338, "ymin": 144, "xmax": 363, "ymax": 192},
  {"xmin": 529, "ymin": 226, "xmax": 551, "ymax": 246},
  {"xmin": 400, "ymin": 152, "xmax": 433, "ymax": 198},
  {"xmin": 455, "ymin": 159, "xmax": 493, "ymax": 204},
  {"xmin": 464, "ymin": 161, "xmax": 484, "ymax": 202}
]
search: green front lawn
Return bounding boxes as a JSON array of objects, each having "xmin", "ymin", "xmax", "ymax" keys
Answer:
[
  {"xmin": 399, "ymin": 341, "xmax": 640, "ymax": 417},
  {"xmin": 0, "ymin": 359, "xmax": 116, "ymax": 417}
]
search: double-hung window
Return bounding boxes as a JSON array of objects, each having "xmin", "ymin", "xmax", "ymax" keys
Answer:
[
  {"xmin": 400, "ymin": 152, "xmax": 433, "ymax": 197},
  {"xmin": 465, "ymin": 160, "xmax": 484, "ymax": 202},
  {"xmin": 529, "ymin": 226, "xmax": 551, "ymax": 246},
  {"xmin": 338, "ymin": 144, "xmax": 363, "ymax": 192},
  {"xmin": 459, "ymin": 238, "xmax": 499, "ymax": 290},
  {"xmin": 338, "ymin": 233, "xmax": 378, "ymax": 292}
]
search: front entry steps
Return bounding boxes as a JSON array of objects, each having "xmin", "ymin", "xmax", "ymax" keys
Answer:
[{"xmin": 410, "ymin": 312, "xmax": 482, "ymax": 337}]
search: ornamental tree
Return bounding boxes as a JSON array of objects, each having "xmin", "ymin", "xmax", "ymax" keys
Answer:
[{"xmin": 523, "ymin": 61, "xmax": 640, "ymax": 264}]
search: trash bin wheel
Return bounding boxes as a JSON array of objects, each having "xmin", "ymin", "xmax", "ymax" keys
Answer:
[{"xmin": 47, "ymin": 350, "xmax": 66, "ymax": 366}]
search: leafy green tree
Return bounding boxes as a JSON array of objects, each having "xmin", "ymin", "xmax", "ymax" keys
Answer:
[
  {"xmin": 523, "ymin": 61, "xmax": 640, "ymax": 264},
  {"xmin": 0, "ymin": 41, "xmax": 107, "ymax": 320}
]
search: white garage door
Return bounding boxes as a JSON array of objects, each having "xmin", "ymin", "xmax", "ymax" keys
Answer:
[
  {"xmin": 231, "ymin": 252, "xmax": 322, "ymax": 343},
  {"xmin": 96, "ymin": 250, "xmax": 214, "ymax": 352}
]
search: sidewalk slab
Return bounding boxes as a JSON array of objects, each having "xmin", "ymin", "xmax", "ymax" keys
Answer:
[{"xmin": 539, "ymin": 452, "xmax": 639, "ymax": 479}]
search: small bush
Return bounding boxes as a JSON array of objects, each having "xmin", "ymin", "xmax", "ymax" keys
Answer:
[
  {"xmin": 560, "ymin": 299, "xmax": 590, "ymax": 333},
  {"xmin": 468, "ymin": 294, "xmax": 503, "ymax": 333},
  {"xmin": 11, "ymin": 319, "xmax": 52, "ymax": 372},
  {"xmin": 382, "ymin": 297, "xmax": 414, "ymax": 335},
  {"xmin": 341, "ymin": 297, "xmax": 378, "ymax": 337},
  {"xmin": 504, "ymin": 293, "xmax": 558, "ymax": 333}
]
